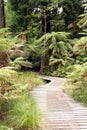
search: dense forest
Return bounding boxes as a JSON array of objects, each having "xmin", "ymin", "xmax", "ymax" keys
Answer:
[{"xmin": 0, "ymin": 0, "xmax": 87, "ymax": 129}]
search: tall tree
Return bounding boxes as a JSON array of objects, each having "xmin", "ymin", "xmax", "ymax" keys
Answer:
[
  {"xmin": 8, "ymin": 0, "xmax": 41, "ymax": 32},
  {"xmin": 40, "ymin": 1, "xmax": 51, "ymax": 34},
  {"xmin": 8, "ymin": 0, "xmax": 58, "ymax": 33},
  {"xmin": 8, "ymin": 0, "xmax": 30, "ymax": 32},
  {"xmin": 0, "ymin": 0, "xmax": 5, "ymax": 28},
  {"xmin": 61, "ymin": 0, "xmax": 84, "ymax": 28}
]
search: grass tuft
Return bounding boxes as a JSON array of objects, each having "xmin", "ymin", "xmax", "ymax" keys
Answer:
[
  {"xmin": 6, "ymin": 95, "xmax": 41, "ymax": 130},
  {"xmin": 0, "ymin": 71, "xmax": 44, "ymax": 130},
  {"xmin": 14, "ymin": 72, "xmax": 45, "ymax": 92}
]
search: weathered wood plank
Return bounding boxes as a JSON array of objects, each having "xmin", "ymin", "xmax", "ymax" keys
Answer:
[{"xmin": 31, "ymin": 76, "xmax": 87, "ymax": 130}]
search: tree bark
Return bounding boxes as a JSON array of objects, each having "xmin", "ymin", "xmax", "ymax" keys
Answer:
[
  {"xmin": 41, "ymin": 1, "xmax": 50, "ymax": 34},
  {"xmin": 0, "ymin": 0, "xmax": 5, "ymax": 28},
  {"xmin": 42, "ymin": 10, "xmax": 50, "ymax": 34},
  {"xmin": 39, "ymin": 55, "xmax": 44, "ymax": 74},
  {"xmin": 2, "ymin": 52, "xmax": 10, "ymax": 67}
]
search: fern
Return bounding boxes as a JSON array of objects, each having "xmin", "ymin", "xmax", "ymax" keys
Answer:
[
  {"xmin": 49, "ymin": 56, "xmax": 65, "ymax": 66},
  {"xmin": 79, "ymin": 29, "xmax": 87, "ymax": 36},
  {"xmin": 0, "ymin": 67, "xmax": 17, "ymax": 97},
  {"xmin": 0, "ymin": 28, "xmax": 12, "ymax": 38},
  {"xmin": 63, "ymin": 62, "xmax": 87, "ymax": 105},
  {"xmin": 73, "ymin": 36, "xmax": 87, "ymax": 55},
  {"xmin": 0, "ymin": 38, "xmax": 14, "ymax": 52},
  {"xmin": 66, "ymin": 62, "xmax": 87, "ymax": 85},
  {"xmin": 67, "ymin": 65, "xmax": 82, "ymax": 84},
  {"xmin": 78, "ymin": 3, "xmax": 87, "ymax": 37},
  {"xmin": 78, "ymin": 4, "xmax": 87, "ymax": 28},
  {"xmin": 37, "ymin": 32, "xmax": 72, "ymax": 57},
  {"xmin": 11, "ymin": 57, "xmax": 32, "ymax": 70},
  {"xmin": 36, "ymin": 31, "xmax": 73, "ymax": 75}
]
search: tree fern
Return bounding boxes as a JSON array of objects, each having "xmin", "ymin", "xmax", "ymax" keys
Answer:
[
  {"xmin": 49, "ymin": 56, "xmax": 65, "ymax": 66},
  {"xmin": 36, "ymin": 31, "xmax": 73, "ymax": 75},
  {"xmin": 11, "ymin": 57, "xmax": 32, "ymax": 70}
]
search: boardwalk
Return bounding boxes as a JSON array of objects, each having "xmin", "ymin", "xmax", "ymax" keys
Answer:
[{"xmin": 31, "ymin": 75, "xmax": 87, "ymax": 130}]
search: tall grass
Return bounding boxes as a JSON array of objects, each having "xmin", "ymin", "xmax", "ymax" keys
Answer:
[
  {"xmin": 14, "ymin": 72, "xmax": 45, "ymax": 92},
  {"xmin": 6, "ymin": 95, "xmax": 41, "ymax": 130},
  {"xmin": 0, "ymin": 71, "xmax": 44, "ymax": 130}
]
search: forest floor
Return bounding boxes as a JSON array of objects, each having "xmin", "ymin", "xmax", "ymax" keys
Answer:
[{"xmin": 31, "ymin": 75, "xmax": 87, "ymax": 130}]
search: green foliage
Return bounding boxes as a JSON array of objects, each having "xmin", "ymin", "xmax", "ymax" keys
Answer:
[
  {"xmin": 37, "ymin": 31, "xmax": 71, "ymax": 56},
  {"xmin": 78, "ymin": 3, "xmax": 87, "ymax": 28},
  {"xmin": 0, "ymin": 28, "xmax": 12, "ymax": 38},
  {"xmin": 0, "ymin": 125, "xmax": 13, "ymax": 130},
  {"xmin": 61, "ymin": 0, "xmax": 83, "ymax": 27},
  {"xmin": 51, "ymin": 66, "xmax": 67, "ymax": 77},
  {"xmin": 6, "ymin": 95, "xmax": 41, "ymax": 130},
  {"xmin": 6, "ymin": 0, "xmax": 83, "ymax": 33},
  {"xmin": 63, "ymin": 62, "xmax": 87, "ymax": 105},
  {"xmin": 0, "ymin": 67, "xmax": 17, "ymax": 97},
  {"xmin": 47, "ymin": 34, "xmax": 87, "ymax": 78},
  {"xmin": 73, "ymin": 36, "xmax": 87, "ymax": 55},
  {"xmin": 0, "ymin": 28, "xmax": 14, "ymax": 53},
  {"xmin": 78, "ymin": 29, "xmax": 87, "ymax": 36},
  {"xmin": 51, "ymin": 59, "xmax": 74, "ymax": 77},
  {"xmin": 14, "ymin": 72, "xmax": 45, "ymax": 93},
  {"xmin": 72, "ymin": 36, "xmax": 87, "ymax": 65},
  {"xmin": 66, "ymin": 65, "xmax": 82, "ymax": 84},
  {"xmin": 7, "ymin": 0, "xmax": 37, "ymax": 32},
  {"xmin": 5, "ymin": 2, "xmax": 15, "ymax": 29},
  {"xmin": 11, "ymin": 57, "xmax": 32, "ymax": 70},
  {"xmin": 0, "ymin": 71, "xmax": 44, "ymax": 129},
  {"xmin": 0, "ymin": 69, "xmax": 44, "ymax": 97},
  {"xmin": 0, "ymin": 29, "xmax": 27, "ymax": 67},
  {"xmin": 0, "ymin": 38, "xmax": 14, "ymax": 52},
  {"xmin": 2, "ymin": 0, "xmax": 87, "ymax": 110},
  {"xmin": 36, "ymin": 31, "xmax": 73, "ymax": 76}
]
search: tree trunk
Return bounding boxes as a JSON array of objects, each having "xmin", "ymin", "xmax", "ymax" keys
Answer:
[
  {"xmin": 40, "ymin": 10, "xmax": 50, "ymax": 73},
  {"xmin": 39, "ymin": 55, "xmax": 44, "ymax": 74},
  {"xmin": 41, "ymin": 1, "xmax": 50, "ymax": 34},
  {"xmin": 0, "ymin": 0, "xmax": 5, "ymax": 28},
  {"xmin": 40, "ymin": 1, "xmax": 51, "ymax": 73},
  {"xmin": 2, "ymin": 52, "xmax": 10, "ymax": 67},
  {"xmin": 42, "ymin": 10, "xmax": 50, "ymax": 34}
]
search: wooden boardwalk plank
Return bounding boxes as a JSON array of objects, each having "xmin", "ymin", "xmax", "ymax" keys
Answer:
[{"xmin": 31, "ymin": 76, "xmax": 87, "ymax": 130}]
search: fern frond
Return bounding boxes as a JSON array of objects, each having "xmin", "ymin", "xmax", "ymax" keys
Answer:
[
  {"xmin": 0, "ymin": 28, "xmax": 12, "ymax": 38},
  {"xmin": 11, "ymin": 57, "xmax": 32, "ymax": 70},
  {"xmin": 73, "ymin": 36, "xmax": 87, "ymax": 55},
  {"xmin": 49, "ymin": 56, "xmax": 65, "ymax": 66},
  {"xmin": 0, "ymin": 38, "xmax": 14, "ymax": 52}
]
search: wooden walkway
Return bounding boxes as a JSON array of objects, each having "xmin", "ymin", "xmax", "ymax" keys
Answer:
[{"xmin": 31, "ymin": 76, "xmax": 87, "ymax": 130}]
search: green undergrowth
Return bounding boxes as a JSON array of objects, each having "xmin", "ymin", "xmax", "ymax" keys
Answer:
[
  {"xmin": 0, "ymin": 71, "xmax": 44, "ymax": 130},
  {"xmin": 0, "ymin": 95, "xmax": 41, "ymax": 130},
  {"xmin": 63, "ymin": 63, "xmax": 87, "ymax": 106},
  {"xmin": 14, "ymin": 71, "xmax": 45, "ymax": 93}
]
